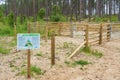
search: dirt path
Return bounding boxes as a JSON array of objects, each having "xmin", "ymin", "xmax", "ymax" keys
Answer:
[
  {"xmin": 0, "ymin": 37, "xmax": 120, "ymax": 80},
  {"xmin": 40, "ymin": 39, "xmax": 120, "ymax": 80}
]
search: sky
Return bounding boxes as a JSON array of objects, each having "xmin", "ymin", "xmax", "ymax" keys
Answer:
[{"xmin": 0, "ymin": 0, "xmax": 5, "ymax": 5}]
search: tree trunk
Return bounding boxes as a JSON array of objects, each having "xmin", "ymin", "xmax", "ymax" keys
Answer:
[
  {"xmin": 88, "ymin": 0, "xmax": 92, "ymax": 21},
  {"xmin": 109, "ymin": 0, "xmax": 112, "ymax": 22},
  {"xmin": 118, "ymin": 0, "xmax": 120, "ymax": 21}
]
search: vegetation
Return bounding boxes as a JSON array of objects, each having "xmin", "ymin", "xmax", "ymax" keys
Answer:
[
  {"xmin": 0, "ymin": 37, "xmax": 16, "ymax": 54},
  {"xmin": 30, "ymin": 65, "xmax": 45, "ymax": 75},
  {"xmin": 0, "ymin": 0, "xmax": 119, "ymax": 36},
  {"xmin": 37, "ymin": 8, "xmax": 46, "ymax": 19},
  {"xmin": 35, "ymin": 52, "xmax": 43, "ymax": 57},
  {"xmin": 64, "ymin": 60, "xmax": 91, "ymax": 69},
  {"xmin": 0, "ymin": 47, "xmax": 10, "ymax": 54},
  {"xmin": 18, "ymin": 65, "xmax": 44, "ymax": 76},
  {"xmin": 63, "ymin": 42, "xmax": 74, "ymax": 49},
  {"xmin": 80, "ymin": 46, "xmax": 103, "ymax": 58},
  {"xmin": 63, "ymin": 42, "xmax": 70, "ymax": 48},
  {"xmin": 7, "ymin": 11, "xmax": 14, "ymax": 28},
  {"xmin": 73, "ymin": 60, "xmax": 91, "ymax": 67},
  {"xmin": 0, "ymin": 0, "xmax": 119, "ymax": 79}
]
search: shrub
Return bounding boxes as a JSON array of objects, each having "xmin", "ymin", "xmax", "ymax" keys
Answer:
[
  {"xmin": 0, "ymin": 7, "xmax": 4, "ymax": 22},
  {"xmin": 38, "ymin": 8, "xmax": 46, "ymax": 19},
  {"xmin": 50, "ymin": 14, "xmax": 60, "ymax": 22},
  {"xmin": 7, "ymin": 11, "xmax": 14, "ymax": 28}
]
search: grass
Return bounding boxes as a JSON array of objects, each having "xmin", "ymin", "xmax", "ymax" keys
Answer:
[
  {"xmin": 63, "ymin": 42, "xmax": 69, "ymax": 48},
  {"xmin": 9, "ymin": 63, "xmax": 16, "ymax": 68},
  {"xmin": 9, "ymin": 39, "xmax": 17, "ymax": 47},
  {"xmin": 18, "ymin": 65, "xmax": 45, "ymax": 76},
  {"xmin": 63, "ymin": 42, "xmax": 73, "ymax": 49},
  {"xmin": 73, "ymin": 60, "xmax": 91, "ymax": 67},
  {"xmin": 80, "ymin": 46, "xmax": 103, "ymax": 58},
  {"xmin": 64, "ymin": 60, "xmax": 91, "ymax": 68},
  {"xmin": 80, "ymin": 46, "xmax": 91, "ymax": 53},
  {"xmin": 92, "ymin": 15, "xmax": 119, "ymax": 23},
  {"xmin": 31, "ymin": 65, "xmax": 44, "ymax": 75},
  {"xmin": 92, "ymin": 50, "xmax": 103, "ymax": 58},
  {"xmin": 0, "ymin": 47, "xmax": 10, "ymax": 54},
  {"xmin": 64, "ymin": 61, "xmax": 70, "ymax": 65},
  {"xmin": 0, "ymin": 37, "xmax": 16, "ymax": 54},
  {"xmin": 19, "ymin": 70, "xmax": 27, "ymax": 75},
  {"xmin": 35, "ymin": 52, "xmax": 43, "ymax": 57}
]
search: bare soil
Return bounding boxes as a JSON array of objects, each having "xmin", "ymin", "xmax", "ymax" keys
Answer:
[{"xmin": 0, "ymin": 36, "xmax": 120, "ymax": 80}]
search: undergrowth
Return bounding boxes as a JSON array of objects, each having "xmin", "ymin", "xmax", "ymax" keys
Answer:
[
  {"xmin": 80, "ymin": 46, "xmax": 103, "ymax": 58},
  {"xmin": 17, "ymin": 65, "xmax": 45, "ymax": 77},
  {"xmin": 0, "ymin": 47, "xmax": 10, "ymax": 54}
]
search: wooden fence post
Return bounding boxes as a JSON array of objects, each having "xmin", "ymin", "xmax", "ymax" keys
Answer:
[
  {"xmin": 45, "ymin": 24, "xmax": 48, "ymax": 42},
  {"xmin": 51, "ymin": 32, "xmax": 55, "ymax": 66},
  {"xmin": 58, "ymin": 22, "xmax": 62, "ymax": 36},
  {"xmin": 70, "ymin": 22, "xmax": 74, "ymax": 38},
  {"xmin": 99, "ymin": 23, "xmax": 103, "ymax": 45},
  {"xmin": 14, "ymin": 23, "xmax": 16, "ymax": 39},
  {"xmin": 85, "ymin": 24, "xmax": 89, "ymax": 47},
  {"xmin": 27, "ymin": 22, "xmax": 31, "ymax": 78},
  {"xmin": 107, "ymin": 24, "xmax": 111, "ymax": 41},
  {"xmin": 36, "ymin": 21, "xmax": 40, "ymax": 33}
]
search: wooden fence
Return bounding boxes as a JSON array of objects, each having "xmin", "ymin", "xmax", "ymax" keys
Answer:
[
  {"xmin": 28, "ymin": 22, "xmax": 120, "ymax": 46},
  {"xmin": 27, "ymin": 22, "xmax": 120, "ymax": 61},
  {"xmin": 84, "ymin": 23, "xmax": 111, "ymax": 47}
]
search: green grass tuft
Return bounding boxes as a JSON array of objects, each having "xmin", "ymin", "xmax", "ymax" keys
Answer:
[
  {"xmin": 80, "ymin": 46, "xmax": 103, "ymax": 58},
  {"xmin": 31, "ymin": 65, "xmax": 44, "ymax": 75},
  {"xmin": 74, "ymin": 60, "xmax": 91, "ymax": 67},
  {"xmin": 91, "ymin": 50, "xmax": 103, "ymax": 58},
  {"xmin": 35, "ymin": 52, "xmax": 43, "ymax": 57},
  {"xmin": 0, "ymin": 47, "xmax": 10, "ymax": 54}
]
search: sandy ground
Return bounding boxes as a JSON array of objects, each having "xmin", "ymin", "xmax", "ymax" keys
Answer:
[{"xmin": 0, "ymin": 35, "xmax": 120, "ymax": 80}]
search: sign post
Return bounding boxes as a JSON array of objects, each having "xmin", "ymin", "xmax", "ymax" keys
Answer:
[
  {"xmin": 27, "ymin": 24, "xmax": 31, "ymax": 78},
  {"xmin": 51, "ymin": 33, "xmax": 55, "ymax": 66},
  {"xmin": 17, "ymin": 24, "xmax": 40, "ymax": 78}
]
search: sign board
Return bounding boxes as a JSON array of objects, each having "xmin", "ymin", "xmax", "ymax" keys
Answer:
[{"xmin": 17, "ymin": 33, "xmax": 40, "ymax": 50}]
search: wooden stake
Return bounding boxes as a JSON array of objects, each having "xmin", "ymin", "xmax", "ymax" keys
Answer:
[
  {"xmin": 85, "ymin": 24, "xmax": 89, "ymax": 47},
  {"xmin": 70, "ymin": 21, "xmax": 74, "ymax": 38},
  {"xmin": 58, "ymin": 22, "xmax": 61, "ymax": 36},
  {"xmin": 45, "ymin": 24, "xmax": 48, "ymax": 42},
  {"xmin": 27, "ymin": 49, "xmax": 31, "ymax": 78},
  {"xmin": 99, "ymin": 23, "xmax": 103, "ymax": 45},
  {"xmin": 14, "ymin": 23, "xmax": 16, "ymax": 39},
  {"xmin": 51, "ymin": 33, "xmax": 55, "ymax": 65},
  {"xmin": 27, "ymin": 22, "xmax": 31, "ymax": 78}
]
